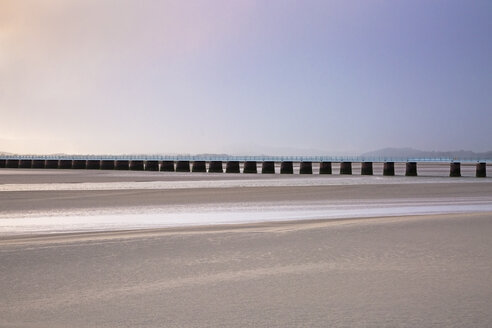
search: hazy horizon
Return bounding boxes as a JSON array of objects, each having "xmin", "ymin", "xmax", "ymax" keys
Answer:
[
  {"xmin": 1, "ymin": 1, "xmax": 491, "ymax": 155},
  {"xmin": 3, "ymin": 146, "xmax": 492, "ymax": 158}
]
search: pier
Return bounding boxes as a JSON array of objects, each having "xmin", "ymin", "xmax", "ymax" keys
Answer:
[{"xmin": 0, "ymin": 155, "xmax": 489, "ymax": 177}]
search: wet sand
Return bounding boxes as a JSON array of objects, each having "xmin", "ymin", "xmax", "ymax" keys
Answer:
[
  {"xmin": 1, "ymin": 213, "xmax": 492, "ymax": 327},
  {"xmin": 0, "ymin": 182, "xmax": 490, "ymax": 211}
]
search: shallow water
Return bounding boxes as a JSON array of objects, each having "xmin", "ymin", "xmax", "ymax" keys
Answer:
[
  {"xmin": 2, "ymin": 197, "xmax": 492, "ymax": 235},
  {"xmin": 0, "ymin": 174, "xmax": 490, "ymax": 192}
]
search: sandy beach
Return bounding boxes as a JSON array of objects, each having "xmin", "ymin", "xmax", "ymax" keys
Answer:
[
  {"xmin": 1, "ymin": 167, "xmax": 492, "ymax": 327},
  {"xmin": 1, "ymin": 213, "xmax": 492, "ymax": 327}
]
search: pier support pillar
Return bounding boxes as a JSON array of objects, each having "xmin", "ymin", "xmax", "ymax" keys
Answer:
[
  {"xmin": 72, "ymin": 160, "xmax": 86, "ymax": 169},
  {"xmin": 19, "ymin": 159, "xmax": 32, "ymax": 168},
  {"xmin": 129, "ymin": 160, "xmax": 144, "ymax": 171},
  {"xmin": 243, "ymin": 161, "xmax": 257, "ymax": 173},
  {"xmin": 208, "ymin": 161, "xmax": 223, "ymax": 173},
  {"xmin": 59, "ymin": 160, "xmax": 72, "ymax": 169},
  {"xmin": 32, "ymin": 160, "xmax": 46, "ymax": 169},
  {"xmin": 261, "ymin": 161, "xmax": 275, "ymax": 174},
  {"xmin": 449, "ymin": 162, "xmax": 461, "ymax": 177},
  {"xmin": 114, "ymin": 160, "xmax": 129, "ymax": 170},
  {"xmin": 192, "ymin": 161, "xmax": 206, "ymax": 172},
  {"xmin": 405, "ymin": 162, "xmax": 417, "ymax": 176},
  {"xmin": 280, "ymin": 161, "xmax": 293, "ymax": 174},
  {"xmin": 340, "ymin": 162, "xmax": 352, "ymax": 175},
  {"xmin": 160, "ymin": 161, "xmax": 175, "ymax": 172},
  {"xmin": 145, "ymin": 161, "xmax": 159, "ymax": 171},
  {"xmin": 45, "ymin": 160, "xmax": 58, "ymax": 169},
  {"xmin": 87, "ymin": 160, "xmax": 101, "ymax": 170},
  {"xmin": 101, "ymin": 160, "xmax": 115, "ymax": 170},
  {"xmin": 383, "ymin": 162, "xmax": 395, "ymax": 176},
  {"xmin": 226, "ymin": 161, "xmax": 240, "ymax": 173},
  {"xmin": 176, "ymin": 161, "xmax": 190, "ymax": 172},
  {"xmin": 476, "ymin": 162, "xmax": 486, "ymax": 178},
  {"xmin": 6, "ymin": 159, "xmax": 19, "ymax": 168},
  {"xmin": 319, "ymin": 162, "xmax": 332, "ymax": 174},
  {"xmin": 361, "ymin": 162, "xmax": 373, "ymax": 175},
  {"xmin": 299, "ymin": 162, "xmax": 313, "ymax": 174}
]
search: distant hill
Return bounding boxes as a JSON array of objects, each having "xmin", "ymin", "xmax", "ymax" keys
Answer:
[{"xmin": 361, "ymin": 147, "xmax": 492, "ymax": 160}]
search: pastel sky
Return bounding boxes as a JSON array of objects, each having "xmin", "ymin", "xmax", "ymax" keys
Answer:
[{"xmin": 1, "ymin": 0, "xmax": 491, "ymax": 155}]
